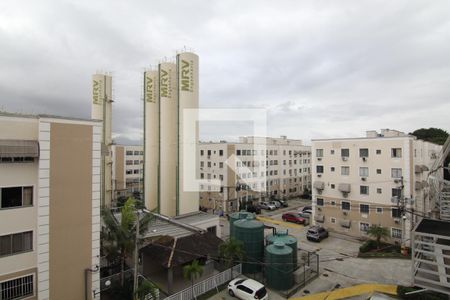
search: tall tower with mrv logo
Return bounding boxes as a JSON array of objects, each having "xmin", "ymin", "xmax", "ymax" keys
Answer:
[{"xmin": 144, "ymin": 52, "xmax": 199, "ymax": 217}]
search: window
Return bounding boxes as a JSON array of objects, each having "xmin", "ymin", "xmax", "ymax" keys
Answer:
[
  {"xmin": 0, "ymin": 274, "xmax": 34, "ymax": 299},
  {"xmin": 391, "ymin": 148, "xmax": 402, "ymax": 158},
  {"xmin": 359, "ymin": 167, "xmax": 369, "ymax": 177},
  {"xmin": 126, "ymin": 160, "xmax": 133, "ymax": 165},
  {"xmin": 200, "ymin": 173, "xmax": 204, "ymax": 179},
  {"xmin": 359, "ymin": 148, "xmax": 369, "ymax": 157},
  {"xmin": 207, "ymin": 150, "xmax": 211, "ymax": 156},
  {"xmin": 133, "ymin": 160, "xmax": 139, "ymax": 165},
  {"xmin": 317, "ymin": 198, "xmax": 324, "ymax": 206},
  {"xmin": 376, "ymin": 149, "xmax": 381, "ymax": 155},
  {"xmin": 360, "ymin": 204, "xmax": 369, "ymax": 214},
  {"xmin": 236, "ymin": 150, "xmax": 241, "ymax": 156},
  {"xmin": 200, "ymin": 161, "xmax": 204, "ymax": 168},
  {"xmin": 341, "ymin": 148, "xmax": 349, "ymax": 157},
  {"xmin": 219, "ymin": 162, "xmax": 224, "ymax": 168},
  {"xmin": 237, "ymin": 285, "xmax": 253, "ymax": 294},
  {"xmin": 360, "ymin": 222, "xmax": 370, "ymax": 232},
  {"xmin": 1, "ymin": 186, "xmax": 33, "ymax": 209},
  {"xmin": 376, "ymin": 207, "xmax": 383, "ymax": 213},
  {"xmin": 377, "ymin": 188, "xmax": 382, "ymax": 194},
  {"xmin": 330, "ymin": 184, "xmax": 335, "ymax": 189},
  {"xmin": 200, "ymin": 150, "xmax": 204, "ymax": 156},
  {"xmin": 126, "ymin": 151, "xmax": 133, "ymax": 155},
  {"xmin": 341, "ymin": 201, "xmax": 350, "ymax": 210},
  {"xmin": 330, "ymin": 217, "xmax": 336, "ymax": 224},
  {"xmin": 316, "ymin": 166, "xmax": 324, "ymax": 174},
  {"xmin": 0, "ymin": 231, "xmax": 32, "ymax": 257},
  {"xmin": 391, "ymin": 228, "xmax": 402, "ymax": 239},
  {"xmin": 391, "ymin": 168, "xmax": 402, "ymax": 178},
  {"xmin": 392, "ymin": 188, "xmax": 401, "ymax": 198},
  {"xmin": 219, "ymin": 150, "xmax": 223, "ymax": 156},
  {"xmin": 126, "ymin": 170, "xmax": 132, "ymax": 175},
  {"xmin": 392, "ymin": 208, "xmax": 402, "ymax": 218},
  {"xmin": 341, "ymin": 166, "xmax": 350, "ymax": 175},
  {"xmin": 133, "ymin": 170, "xmax": 139, "ymax": 174},
  {"xmin": 207, "ymin": 162, "xmax": 211, "ymax": 168},
  {"xmin": 316, "ymin": 149, "xmax": 323, "ymax": 157},
  {"xmin": 330, "ymin": 167, "xmax": 335, "ymax": 172},
  {"xmin": 140, "ymin": 151, "xmax": 144, "ymax": 155},
  {"xmin": 134, "ymin": 151, "xmax": 140, "ymax": 155},
  {"xmin": 360, "ymin": 186, "xmax": 369, "ymax": 195},
  {"xmin": 377, "ymin": 169, "xmax": 382, "ymax": 174}
]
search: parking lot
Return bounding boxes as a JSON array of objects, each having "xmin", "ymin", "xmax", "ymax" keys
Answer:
[{"xmin": 217, "ymin": 198, "xmax": 412, "ymax": 299}]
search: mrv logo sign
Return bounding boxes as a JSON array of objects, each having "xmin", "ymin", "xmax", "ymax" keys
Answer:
[
  {"xmin": 144, "ymin": 73, "xmax": 156, "ymax": 103},
  {"xmin": 92, "ymin": 78, "xmax": 104, "ymax": 105},
  {"xmin": 180, "ymin": 59, "xmax": 194, "ymax": 92},
  {"xmin": 160, "ymin": 68, "xmax": 172, "ymax": 98}
]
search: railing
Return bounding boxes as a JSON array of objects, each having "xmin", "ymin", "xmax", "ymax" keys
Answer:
[{"xmin": 164, "ymin": 264, "xmax": 242, "ymax": 300}]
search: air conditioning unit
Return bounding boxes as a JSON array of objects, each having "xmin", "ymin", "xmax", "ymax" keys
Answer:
[
  {"xmin": 394, "ymin": 179, "xmax": 401, "ymax": 184},
  {"xmin": 342, "ymin": 192, "xmax": 348, "ymax": 198},
  {"xmin": 362, "ymin": 157, "xmax": 367, "ymax": 161},
  {"xmin": 318, "ymin": 207, "xmax": 322, "ymax": 211},
  {"xmin": 361, "ymin": 177, "xmax": 367, "ymax": 181},
  {"xmin": 342, "ymin": 156, "xmax": 348, "ymax": 161},
  {"xmin": 318, "ymin": 157, "xmax": 322, "ymax": 161},
  {"xmin": 394, "ymin": 219, "xmax": 400, "ymax": 224},
  {"xmin": 343, "ymin": 211, "xmax": 348, "ymax": 216},
  {"xmin": 318, "ymin": 174, "xmax": 322, "ymax": 177}
]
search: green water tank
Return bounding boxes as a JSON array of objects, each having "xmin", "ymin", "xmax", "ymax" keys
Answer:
[
  {"xmin": 229, "ymin": 211, "xmax": 255, "ymax": 239},
  {"xmin": 234, "ymin": 217, "xmax": 264, "ymax": 274},
  {"xmin": 265, "ymin": 241, "xmax": 294, "ymax": 290},
  {"xmin": 266, "ymin": 230, "xmax": 298, "ymax": 268}
]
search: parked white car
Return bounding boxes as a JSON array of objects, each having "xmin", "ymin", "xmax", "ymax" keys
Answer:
[
  {"xmin": 259, "ymin": 201, "xmax": 276, "ymax": 210},
  {"xmin": 228, "ymin": 278, "xmax": 268, "ymax": 300},
  {"xmin": 269, "ymin": 201, "xmax": 281, "ymax": 209}
]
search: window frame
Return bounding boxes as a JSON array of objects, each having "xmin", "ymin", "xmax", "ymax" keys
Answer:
[
  {"xmin": 0, "ymin": 186, "xmax": 34, "ymax": 209},
  {"xmin": 341, "ymin": 201, "xmax": 350, "ymax": 211}
]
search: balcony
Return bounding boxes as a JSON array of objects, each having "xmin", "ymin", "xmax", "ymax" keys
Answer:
[
  {"xmin": 412, "ymin": 218, "xmax": 450, "ymax": 295},
  {"xmin": 338, "ymin": 183, "xmax": 351, "ymax": 193},
  {"xmin": 313, "ymin": 181, "xmax": 325, "ymax": 191}
]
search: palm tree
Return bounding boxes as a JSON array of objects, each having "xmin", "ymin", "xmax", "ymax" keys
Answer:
[
  {"xmin": 367, "ymin": 225, "xmax": 390, "ymax": 249},
  {"xmin": 102, "ymin": 197, "xmax": 153, "ymax": 287},
  {"xmin": 218, "ymin": 238, "xmax": 245, "ymax": 272},
  {"xmin": 183, "ymin": 260, "xmax": 203, "ymax": 300}
]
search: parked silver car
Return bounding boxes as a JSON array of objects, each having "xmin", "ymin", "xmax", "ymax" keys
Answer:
[{"xmin": 259, "ymin": 201, "xmax": 276, "ymax": 210}]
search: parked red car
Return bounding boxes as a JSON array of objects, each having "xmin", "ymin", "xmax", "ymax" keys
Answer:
[{"xmin": 282, "ymin": 212, "xmax": 305, "ymax": 224}]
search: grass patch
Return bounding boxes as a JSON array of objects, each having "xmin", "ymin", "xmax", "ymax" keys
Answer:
[{"xmin": 358, "ymin": 240, "xmax": 411, "ymax": 259}]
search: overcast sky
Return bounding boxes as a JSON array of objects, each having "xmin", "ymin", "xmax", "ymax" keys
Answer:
[{"xmin": 1, "ymin": 0, "xmax": 449, "ymax": 144}]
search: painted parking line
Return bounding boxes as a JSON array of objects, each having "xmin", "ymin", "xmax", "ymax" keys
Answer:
[
  {"xmin": 256, "ymin": 216, "xmax": 304, "ymax": 229},
  {"xmin": 289, "ymin": 284, "xmax": 397, "ymax": 300}
]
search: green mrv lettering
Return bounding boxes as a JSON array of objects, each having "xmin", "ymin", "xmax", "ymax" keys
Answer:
[
  {"xmin": 181, "ymin": 60, "xmax": 191, "ymax": 91},
  {"xmin": 160, "ymin": 69, "xmax": 169, "ymax": 97},
  {"xmin": 145, "ymin": 75, "xmax": 154, "ymax": 102},
  {"xmin": 93, "ymin": 80, "xmax": 100, "ymax": 104}
]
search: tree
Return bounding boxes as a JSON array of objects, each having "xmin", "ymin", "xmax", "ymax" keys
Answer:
[
  {"xmin": 183, "ymin": 260, "xmax": 203, "ymax": 300},
  {"xmin": 102, "ymin": 198, "xmax": 153, "ymax": 287},
  {"xmin": 218, "ymin": 238, "xmax": 245, "ymax": 269},
  {"xmin": 411, "ymin": 128, "xmax": 449, "ymax": 145},
  {"xmin": 367, "ymin": 225, "xmax": 390, "ymax": 249}
]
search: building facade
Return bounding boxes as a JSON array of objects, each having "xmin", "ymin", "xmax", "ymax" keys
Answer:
[
  {"xmin": 199, "ymin": 136, "xmax": 312, "ymax": 213},
  {"xmin": 0, "ymin": 113, "xmax": 101, "ymax": 300},
  {"xmin": 112, "ymin": 145, "xmax": 144, "ymax": 199},
  {"xmin": 311, "ymin": 129, "xmax": 441, "ymax": 244}
]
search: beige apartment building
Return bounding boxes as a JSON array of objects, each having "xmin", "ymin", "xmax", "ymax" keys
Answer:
[
  {"xmin": 112, "ymin": 145, "xmax": 143, "ymax": 199},
  {"xmin": 311, "ymin": 129, "xmax": 441, "ymax": 244},
  {"xmin": 199, "ymin": 136, "xmax": 311, "ymax": 213},
  {"xmin": 0, "ymin": 112, "xmax": 101, "ymax": 300}
]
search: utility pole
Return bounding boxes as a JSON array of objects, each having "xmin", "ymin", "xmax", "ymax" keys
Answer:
[{"xmin": 133, "ymin": 210, "xmax": 140, "ymax": 300}]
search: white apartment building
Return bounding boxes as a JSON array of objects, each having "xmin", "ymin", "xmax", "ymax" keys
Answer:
[
  {"xmin": 199, "ymin": 136, "xmax": 311, "ymax": 213},
  {"xmin": 112, "ymin": 145, "xmax": 143, "ymax": 199},
  {"xmin": 311, "ymin": 129, "xmax": 442, "ymax": 244},
  {"xmin": 0, "ymin": 112, "xmax": 101, "ymax": 300}
]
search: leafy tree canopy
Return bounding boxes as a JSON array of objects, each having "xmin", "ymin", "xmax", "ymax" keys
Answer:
[{"xmin": 411, "ymin": 128, "xmax": 449, "ymax": 145}]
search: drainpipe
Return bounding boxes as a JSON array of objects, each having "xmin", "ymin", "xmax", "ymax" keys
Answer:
[{"xmin": 85, "ymin": 265, "xmax": 99, "ymax": 300}]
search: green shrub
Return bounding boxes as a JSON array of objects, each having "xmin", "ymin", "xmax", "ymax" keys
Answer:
[{"xmin": 359, "ymin": 240, "xmax": 377, "ymax": 253}]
